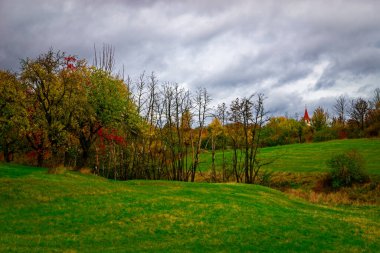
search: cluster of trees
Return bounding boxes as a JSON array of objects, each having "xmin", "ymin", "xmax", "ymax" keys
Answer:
[
  {"xmin": 121, "ymin": 72, "xmax": 267, "ymax": 183},
  {"xmin": 332, "ymin": 94, "xmax": 380, "ymax": 138},
  {"xmin": 0, "ymin": 50, "xmax": 139, "ymax": 169},
  {"xmin": 1, "ymin": 49, "xmax": 379, "ymax": 183},
  {"xmin": 259, "ymin": 90, "xmax": 380, "ymax": 147},
  {"xmin": 0, "ymin": 49, "xmax": 267, "ymax": 183}
]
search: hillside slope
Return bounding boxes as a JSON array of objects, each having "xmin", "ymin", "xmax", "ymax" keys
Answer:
[
  {"xmin": 0, "ymin": 163, "xmax": 379, "ymax": 252},
  {"xmin": 199, "ymin": 138, "xmax": 380, "ymax": 174}
]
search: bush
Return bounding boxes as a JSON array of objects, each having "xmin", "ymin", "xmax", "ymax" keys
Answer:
[
  {"xmin": 313, "ymin": 128, "xmax": 338, "ymax": 142},
  {"xmin": 327, "ymin": 150, "xmax": 369, "ymax": 189},
  {"xmin": 257, "ymin": 170, "xmax": 274, "ymax": 186},
  {"xmin": 47, "ymin": 165, "xmax": 67, "ymax": 175}
]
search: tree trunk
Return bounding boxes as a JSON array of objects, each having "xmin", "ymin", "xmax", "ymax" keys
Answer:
[
  {"xmin": 211, "ymin": 135, "xmax": 216, "ymax": 182},
  {"xmin": 79, "ymin": 134, "xmax": 92, "ymax": 169},
  {"xmin": 3, "ymin": 141, "xmax": 11, "ymax": 163},
  {"xmin": 37, "ymin": 151, "xmax": 44, "ymax": 167}
]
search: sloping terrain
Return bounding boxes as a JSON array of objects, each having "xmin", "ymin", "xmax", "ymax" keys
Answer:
[
  {"xmin": 0, "ymin": 163, "xmax": 379, "ymax": 252},
  {"xmin": 199, "ymin": 138, "xmax": 380, "ymax": 174}
]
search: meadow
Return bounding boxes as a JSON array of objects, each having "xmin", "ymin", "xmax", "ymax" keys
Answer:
[
  {"xmin": 198, "ymin": 138, "xmax": 380, "ymax": 174},
  {"xmin": 1, "ymin": 163, "xmax": 379, "ymax": 252}
]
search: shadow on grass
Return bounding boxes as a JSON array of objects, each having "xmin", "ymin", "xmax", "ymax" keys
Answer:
[{"xmin": 0, "ymin": 163, "xmax": 45, "ymax": 178}]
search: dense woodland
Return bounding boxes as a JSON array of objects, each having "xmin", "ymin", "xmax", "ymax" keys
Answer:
[{"xmin": 1, "ymin": 49, "xmax": 380, "ymax": 183}]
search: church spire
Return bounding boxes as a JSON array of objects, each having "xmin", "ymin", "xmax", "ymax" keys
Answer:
[{"xmin": 303, "ymin": 106, "xmax": 311, "ymax": 125}]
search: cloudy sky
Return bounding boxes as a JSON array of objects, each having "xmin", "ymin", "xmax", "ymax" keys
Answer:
[{"xmin": 1, "ymin": 0, "xmax": 380, "ymax": 117}]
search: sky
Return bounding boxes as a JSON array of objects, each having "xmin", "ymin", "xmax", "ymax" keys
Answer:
[{"xmin": 1, "ymin": 0, "xmax": 380, "ymax": 118}]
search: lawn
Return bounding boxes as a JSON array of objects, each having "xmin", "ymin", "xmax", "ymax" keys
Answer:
[
  {"xmin": 1, "ymin": 163, "xmax": 379, "ymax": 252},
  {"xmin": 198, "ymin": 138, "xmax": 380, "ymax": 174}
]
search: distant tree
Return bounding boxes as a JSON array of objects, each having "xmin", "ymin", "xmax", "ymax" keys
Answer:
[
  {"xmin": 262, "ymin": 116, "xmax": 306, "ymax": 146},
  {"xmin": 93, "ymin": 44, "xmax": 115, "ymax": 74},
  {"xmin": 349, "ymin": 98, "xmax": 369, "ymax": 131},
  {"xmin": 333, "ymin": 95, "xmax": 348, "ymax": 125},
  {"xmin": 311, "ymin": 107, "xmax": 329, "ymax": 131},
  {"xmin": 370, "ymin": 88, "xmax": 380, "ymax": 109},
  {"xmin": 365, "ymin": 90, "xmax": 380, "ymax": 137}
]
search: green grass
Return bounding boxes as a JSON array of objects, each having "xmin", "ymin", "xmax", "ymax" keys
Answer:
[
  {"xmin": 198, "ymin": 138, "xmax": 380, "ymax": 174},
  {"xmin": 1, "ymin": 163, "xmax": 379, "ymax": 252}
]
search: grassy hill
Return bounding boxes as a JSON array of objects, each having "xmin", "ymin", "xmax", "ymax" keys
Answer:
[
  {"xmin": 1, "ymin": 163, "xmax": 379, "ymax": 252},
  {"xmin": 198, "ymin": 138, "xmax": 380, "ymax": 174}
]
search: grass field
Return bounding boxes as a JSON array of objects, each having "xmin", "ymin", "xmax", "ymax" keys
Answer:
[
  {"xmin": 198, "ymin": 138, "xmax": 380, "ymax": 174},
  {"xmin": 1, "ymin": 163, "xmax": 379, "ymax": 252}
]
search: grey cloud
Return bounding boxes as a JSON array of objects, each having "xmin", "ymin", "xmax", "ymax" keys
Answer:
[{"xmin": 1, "ymin": 0, "xmax": 380, "ymax": 116}]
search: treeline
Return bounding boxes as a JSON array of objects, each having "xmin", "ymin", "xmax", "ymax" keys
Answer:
[
  {"xmin": 259, "ymin": 92, "xmax": 380, "ymax": 147},
  {"xmin": 1, "ymin": 49, "xmax": 379, "ymax": 183},
  {"xmin": 0, "ymin": 49, "xmax": 266, "ymax": 183}
]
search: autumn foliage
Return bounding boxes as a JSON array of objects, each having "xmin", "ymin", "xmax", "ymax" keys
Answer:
[{"xmin": 1, "ymin": 49, "xmax": 379, "ymax": 183}]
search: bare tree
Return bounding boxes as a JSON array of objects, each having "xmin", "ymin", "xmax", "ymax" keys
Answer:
[
  {"xmin": 241, "ymin": 96, "xmax": 254, "ymax": 183},
  {"xmin": 228, "ymin": 98, "xmax": 243, "ymax": 182},
  {"xmin": 216, "ymin": 102, "xmax": 228, "ymax": 181},
  {"xmin": 350, "ymin": 98, "xmax": 369, "ymax": 131},
  {"xmin": 135, "ymin": 71, "xmax": 147, "ymax": 115},
  {"xmin": 248, "ymin": 93, "xmax": 267, "ymax": 184},
  {"xmin": 371, "ymin": 88, "xmax": 380, "ymax": 109},
  {"xmin": 93, "ymin": 44, "xmax": 115, "ymax": 73},
  {"xmin": 333, "ymin": 95, "xmax": 347, "ymax": 125},
  {"xmin": 227, "ymin": 93, "xmax": 267, "ymax": 184},
  {"xmin": 190, "ymin": 87, "xmax": 211, "ymax": 182}
]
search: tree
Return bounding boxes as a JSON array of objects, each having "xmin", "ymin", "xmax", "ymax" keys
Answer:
[
  {"xmin": 181, "ymin": 108, "xmax": 193, "ymax": 181},
  {"xmin": 247, "ymin": 93, "xmax": 266, "ymax": 184},
  {"xmin": 349, "ymin": 98, "xmax": 369, "ymax": 131},
  {"xmin": 370, "ymin": 88, "xmax": 380, "ymax": 109},
  {"xmin": 228, "ymin": 98, "xmax": 244, "ymax": 182},
  {"xmin": 191, "ymin": 88, "xmax": 211, "ymax": 182},
  {"xmin": 311, "ymin": 106, "xmax": 328, "ymax": 131},
  {"xmin": 365, "ymin": 90, "xmax": 380, "ymax": 137},
  {"xmin": 20, "ymin": 50, "xmax": 81, "ymax": 166},
  {"xmin": 208, "ymin": 117, "xmax": 223, "ymax": 182},
  {"xmin": 216, "ymin": 102, "xmax": 228, "ymax": 181},
  {"xmin": 333, "ymin": 95, "xmax": 347, "ymax": 125},
  {"xmin": 0, "ymin": 70, "xmax": 27, "ymax": 162},
  {"xmin": 93, "ymin": 44, "xmax": 115, "ymax": 74},
  {"xmin": 73, "ymin": 68, "xmax": 134, "ymax": 168},
  {"xmin": 227, "ymin": 94, "xmax": 266, "ymax": 184},
  {"xmin": 261, "ymin": 116, "xmax": 305, "ymax": 146}
]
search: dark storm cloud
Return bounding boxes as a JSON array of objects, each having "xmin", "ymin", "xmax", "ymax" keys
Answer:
[{"xmin": 1, "ymin": 0, "xmax": 380, "ymax": 116}]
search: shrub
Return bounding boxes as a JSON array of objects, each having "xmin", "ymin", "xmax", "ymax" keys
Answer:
[
  {"xmin": 327, "ymin": 150, "xmax": 369, "ymax": 189},
  {"xmin": 312, "ymin": 128, "xmax": 338, "ymax": 142},
  {"xmin": 47, "ymin": 166, "xmax": 67, "ymax": 175},
  {"xmin": 257, "ymin": 170, "xmax": 274, "ymax": 186}
]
